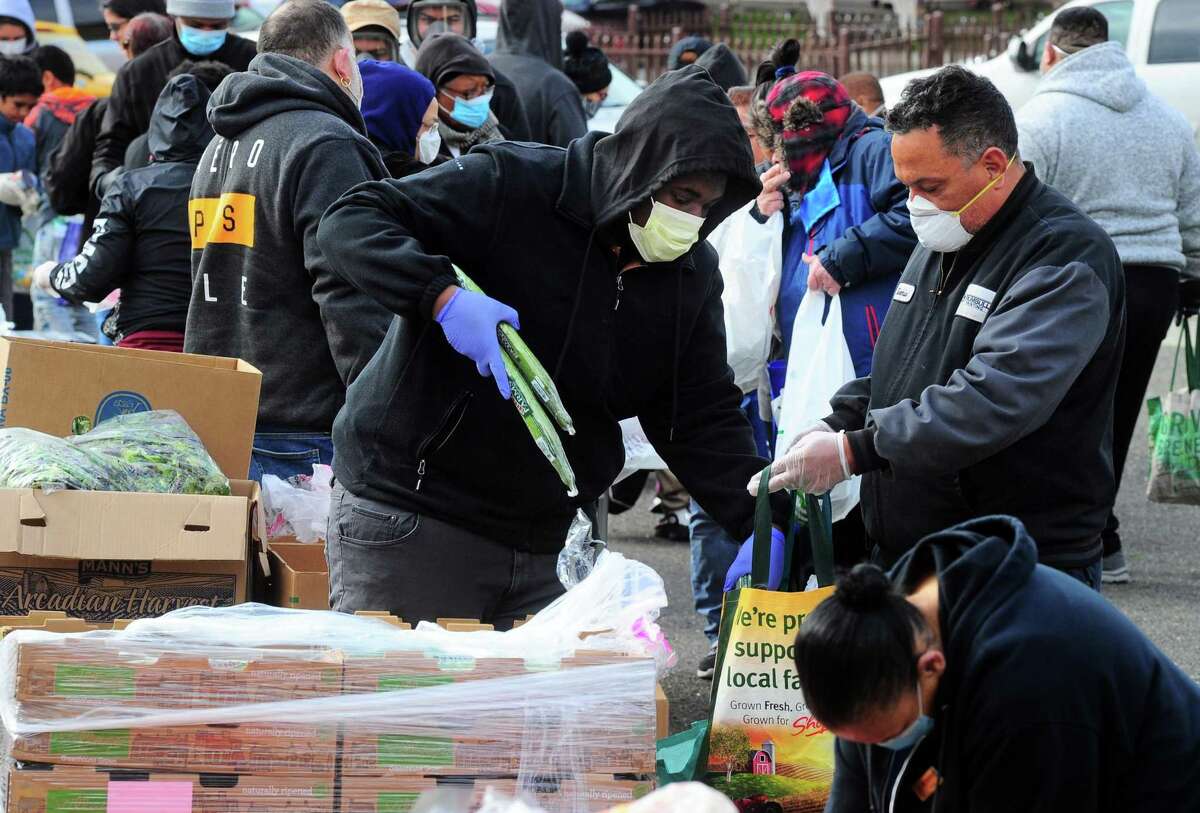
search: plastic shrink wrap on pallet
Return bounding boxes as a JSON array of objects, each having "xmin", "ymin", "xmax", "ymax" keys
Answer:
[{"xmin": 0, "ymin": 553, "xmax": 669, "ymax": 813}]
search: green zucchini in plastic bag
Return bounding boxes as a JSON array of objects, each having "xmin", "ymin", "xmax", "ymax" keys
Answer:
[
  {"xmin": 454, "ymin": 266, "xmax": 576, "ymax": 435},
  {"xmin": 500, "ymin": 352, "xmax": 578, "ymax": 497}
]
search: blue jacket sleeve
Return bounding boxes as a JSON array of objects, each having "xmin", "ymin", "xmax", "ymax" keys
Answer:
[{"xmin": 820, "ymin": 131, "xmax": 916, "ymax": 288}]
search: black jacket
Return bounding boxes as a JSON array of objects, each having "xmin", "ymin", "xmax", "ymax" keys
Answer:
[
  {"xmin": 825, "ymin": 168, "xmax": 1124, "ymax": 569},
  {"xmin": 828, "ymin": 515, "xmax": 1200, "ymax": 812},
  {"xmin": 693, "ymin": 43, "xmax": 747, "ymax": 92},
  {"xmin": 49, "ymin": 76, "xmax": 213, "ymax": 339},
  {"xmin": 489, "ymin": 0, "xmax": 586, "ymax": 147},
  {"xmin": 91, "ymin": 33, "xmax": 257, "ymax": 191},
  {"xmin": 183, "ymin": 53, "xmax": 391, "ymax": 432},
  {"xmin": 319, "ymin": 66, "xmax": 788, "ymax": 551},
  {"xmin": 44, "ymin": 97, "xmax": 106, "ymax": 236}
]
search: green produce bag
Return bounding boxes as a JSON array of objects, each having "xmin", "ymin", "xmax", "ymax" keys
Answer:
[
  {"xmin": 703, "ymin": 473, "xmax": 837, "ymax": 809},
  {"xmin": 1147, "ymin": 318, "xmax": 1200, "ymax": 505},
  {"xmin": 656, "ymin": 721, "xmax": 709, "ymax": 786}
]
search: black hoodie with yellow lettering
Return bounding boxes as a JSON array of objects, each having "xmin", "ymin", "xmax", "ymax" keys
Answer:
[
  {"xmin": 184, "ymin": 53, "xmax": 391, "ymax": 432},
  {"xmin": 318, "ymin": 65, "xmax": 790, "ymax": 552}
]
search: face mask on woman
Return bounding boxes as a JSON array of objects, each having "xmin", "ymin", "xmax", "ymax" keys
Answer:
[
  {"xmin": 0, "ymin": 38, "xmax": 25, "ymax": 56},
  {"xmin": 582, "ymin": 96, "xmax": 602, "ymax": 119},
  {"xmin": 446, "ymin": 91, "xmax": 492, "ymax": 130},
  {"xmin": 178, "ymin": 24, "xmax": 227, "ymax": 56},
  {"xmin": 627, "ymin": 199, "xmax": 705, "ymax": 264},
  {"xmin": 418, "ymin": 127, "xmax": 442, "ymax": 164}
]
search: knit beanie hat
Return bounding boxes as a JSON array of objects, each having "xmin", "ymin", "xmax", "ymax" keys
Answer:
[
  {"xmin": 166, "ymin": 0, "xmax": 234, "ymax": 18},
  {"xmin": 563, "ymin": 31, "xmax": 611, "ymax": 95},
  {"xmin": 766, "ymin": 69, "xmax": 852, "ymax": 195}
]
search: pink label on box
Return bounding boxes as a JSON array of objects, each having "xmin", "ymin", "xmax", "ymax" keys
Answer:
[{"xmin": 107, "ymin": 781, "xmax": 193, "ymax": 813}]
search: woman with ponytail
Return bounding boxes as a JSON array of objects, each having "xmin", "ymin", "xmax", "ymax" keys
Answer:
[{"xmin": 792, "ymin": 515, "xmax": 1200, "ymax": 812}]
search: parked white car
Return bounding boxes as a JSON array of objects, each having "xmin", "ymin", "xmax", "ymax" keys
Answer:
[{"xmin": 879, "ymin": 0, "xmax": 1199, "ymax": 142}]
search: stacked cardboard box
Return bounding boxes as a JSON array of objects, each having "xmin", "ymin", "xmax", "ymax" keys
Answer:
[{"xmin": 1, "ymin": 620, "xmax": 659, "ymax": 813}]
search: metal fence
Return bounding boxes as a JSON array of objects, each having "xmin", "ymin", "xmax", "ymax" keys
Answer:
[{"xmin": 588, "ymin": 3, "xmax": 1048, "ymax": 84}]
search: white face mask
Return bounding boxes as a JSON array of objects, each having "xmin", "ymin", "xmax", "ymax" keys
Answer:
[
  {"xmin": 907, "ymin": 153, "xmax": 1016, "ymax": 253},
  {"xmin": 417, "ymin": 127, "xmax": 441, "ymax": 164},
  {"xmin": 627, "ymin": 199, "xmax": 705, "ymax": 263},
  {"xmin": 0, "ymin": 39, "xmax": 26, "ymax": 56}
]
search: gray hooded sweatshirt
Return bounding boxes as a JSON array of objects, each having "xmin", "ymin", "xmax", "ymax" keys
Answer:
[{"xmin": 1017, "ymin": 41, "xmax": 1200, "ymax": 279}]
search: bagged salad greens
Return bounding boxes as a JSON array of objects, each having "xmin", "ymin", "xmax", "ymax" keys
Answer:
[{"xmin": 0, "ymin": 410, "xmax": 230, "ymax": 495}]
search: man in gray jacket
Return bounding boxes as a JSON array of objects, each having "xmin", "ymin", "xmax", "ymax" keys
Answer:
[{"xmin": 1017, "ymin": 7, "xmax": 1200, "ymax": 584}]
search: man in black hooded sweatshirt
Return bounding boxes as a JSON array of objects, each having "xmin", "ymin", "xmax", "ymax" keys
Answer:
[
  {"xmin": 488, "ymin": 0, "xmax": 586, "ymax": 147},
  {"xmin": 184, "ymin": 0, "xmax": 391, "ymax": 482},
  {"xmin": 318, "ymin": 65, "xmax": 790, "ymax": 627}
]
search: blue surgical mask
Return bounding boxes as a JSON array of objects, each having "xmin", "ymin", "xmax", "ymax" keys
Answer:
[
  {"xmin": 446, "ymin": 90, "xmax": 492, "ymax": 129},
  {"xmin": 878, "ymin": 681, "xmax": 935, "ymax": 752},
  {"xmin": 178, "ymin": 24, "xmax": 227, "ymax": 56}
]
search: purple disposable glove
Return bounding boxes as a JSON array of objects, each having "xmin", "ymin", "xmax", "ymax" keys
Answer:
[
  {"xmin": 435, "ymin": 287, "xmax": 520, "ymax": 399},
  {"xmin": 724, "ymin": 526, "xmax": 786, "ymax": 592}
]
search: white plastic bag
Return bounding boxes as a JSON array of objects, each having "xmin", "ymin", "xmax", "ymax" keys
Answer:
[
  {"xmin": 615, "ymin": 417, "xmax": 666, "ymax": 484},
  {"xmin": 261, "ymin": 464, "xmax": 333, "ymax": 543},
  {"xmin": 708, "ymin": 203, "xmax": 782, "ymax": 394},
  {"xmin": 775, "ymin": 292, "xmax": 861, "ymax": 521}
]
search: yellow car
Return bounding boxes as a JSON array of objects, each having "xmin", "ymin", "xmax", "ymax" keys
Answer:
[{"xmin": 35, "ymin": 21, "xmax": 115, "ymax": 98}]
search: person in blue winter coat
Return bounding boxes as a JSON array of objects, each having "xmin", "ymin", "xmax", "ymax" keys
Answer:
[
  {"xmin": 0, "ymin": 54, "xmax": 40, "ymax": 321},
  {"xmin": 722, "ymin": 45, "xmax": 914, "ymax": 585},
  {"xmin": 750, "ymin": 42, "xmax": 915, "ymax": 378}
]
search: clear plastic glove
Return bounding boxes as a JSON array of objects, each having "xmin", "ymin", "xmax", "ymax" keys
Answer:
[
  {"xmin": 750, "ymin": 430, "xmax": 851, "ymax": 495},
  {"xmin": 785, "ymin": 420, "xmax": 833, "ymax": 454},
  {"xmin": 32, "ymin": 260, "xmax": 55, "ymax": 293},
  {"xmin": 724, "ymin": 526, "xmax": 785, "ymax": 592},
  {"xmin": 435, "ymin": 287, "xmax": 520, "ymax": 399}
]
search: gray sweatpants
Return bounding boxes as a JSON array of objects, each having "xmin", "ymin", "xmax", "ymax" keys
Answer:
[{"xmin": 326, "ymin": 482, "xmax": 565, "ymax": 629}]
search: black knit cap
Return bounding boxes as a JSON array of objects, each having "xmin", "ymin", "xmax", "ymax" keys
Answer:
[{"xmin": 563, "ymin": 31, "xmax": 612, "ymax": 95}]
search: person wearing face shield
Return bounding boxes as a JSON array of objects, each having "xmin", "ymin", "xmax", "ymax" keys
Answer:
[
  {"xmin": 402, "ymin": 0, "xmax": 531, "ymax": 143},
  {"xmin": 89, "ymin": 0, "xmax": 256, "ymax": 200},
  {"xmin": 360, "ymin": 59, "xmax": 440, "ymax": 178},
  {"xmin": 184, "ymin": 0, "xmax": 391, "ymax": 484},
  {"xmin": 414, "ymin": 33, "xmax": 503, "ymax": 160},
  {"xmin": 562, "ymin": 31, "xmax": 610, "ymax": 125},
  {"xmin": 316, "ymin": 66, "xmax": 792, "ymax": 628},
  {"xmin": 341, "ymin": 0, "xmax": 402, "ymax": 63},
  {"xmin": 755, "ymin": 66, "xmax": 1125, "ymax": 590},
  {"xmin": 795, "ymin": 516, "xmax": 1200, "ymax": 812}
]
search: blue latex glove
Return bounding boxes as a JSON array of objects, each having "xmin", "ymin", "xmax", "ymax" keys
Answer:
[
  {"xmin": 435, "ymin": 287, "xmax": 520, "ymax": 399},
  {"xmin": 724, "ymin": 526, "xmax": 786, "ymax": 592}
]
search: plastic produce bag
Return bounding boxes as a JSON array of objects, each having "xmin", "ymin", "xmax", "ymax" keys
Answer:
[
  {"xmin": 775, "ymin": 292, "xmax": 860, "ymax": 521},
  {"xmin": 72, "ymin": 410, "xmax": 230, "ymax": 495},
  {"xmin": 707, "ymin": 203, "xmax": 782, "ymax": 394},
  {"xmin": 557, "ymin": 509, "xmax": 607, "ymax": 588},
  {"xmin": 0, "ymin": 428, "xmax": 114, "ymax": 492},
  {"xmin": 0, "ymin": 410, "xmax": 229, "ymax": 495},
  {"xmin": 262, "ymin": 464, "xmax": 333, "ymax": 542}
]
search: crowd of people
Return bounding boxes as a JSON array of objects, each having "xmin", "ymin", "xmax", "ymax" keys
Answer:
[{"xmin": 0, "ymin": 0, "xmax": 1196, "ymax": 804}]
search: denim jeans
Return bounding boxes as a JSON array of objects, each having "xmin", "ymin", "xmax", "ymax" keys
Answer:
[
  {"xmin": 1064, "ymin": 560, "xmax": 1103, "ymax": 593},
  {"xmin": 249, "ymin": 431, "xmax": 334, "ymax": 483},
  {"xmin": 689, "ymin": 499, "xmax": 740, "ymax": 647}
]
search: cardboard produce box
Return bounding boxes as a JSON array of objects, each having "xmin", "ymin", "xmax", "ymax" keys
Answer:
[
  {"xmin": 268, "ymin": 543, "xmax": 329, "ymax": 611},
  {"xmin": 12, "ymin": 637, "xmax": 343, "ymax": 720},
  {"xmin": 5, "ymin": 765, "xmax": 336, "ymax": 813},
  {"xmin": 340, "ymin": 775, "xmax": 654, "ymax": 813},
  {"xmin": 0, "ymin": 338, "xmax": 261, "ymax": 479},
  {"xmin": 0, "ymin": 480, "xmax": 260, "ymax": 622},
  {"xmin": 10, "ymin": 720, "xmax": 338, "ymax": 776}
]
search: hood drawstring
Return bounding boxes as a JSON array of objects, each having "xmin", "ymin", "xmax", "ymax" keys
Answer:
[
  {"xmin": 669, "ymin": 265, "xmax": 682, "ymax": 442},
  {"xmin": 552, "ymin": 226, "xmax": 597, "ymax": 380}
]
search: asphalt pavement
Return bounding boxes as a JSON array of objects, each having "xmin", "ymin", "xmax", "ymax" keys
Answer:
[{"xmin": 608, "ymin": 330, "xmax": 1200, "ymax": 735}]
